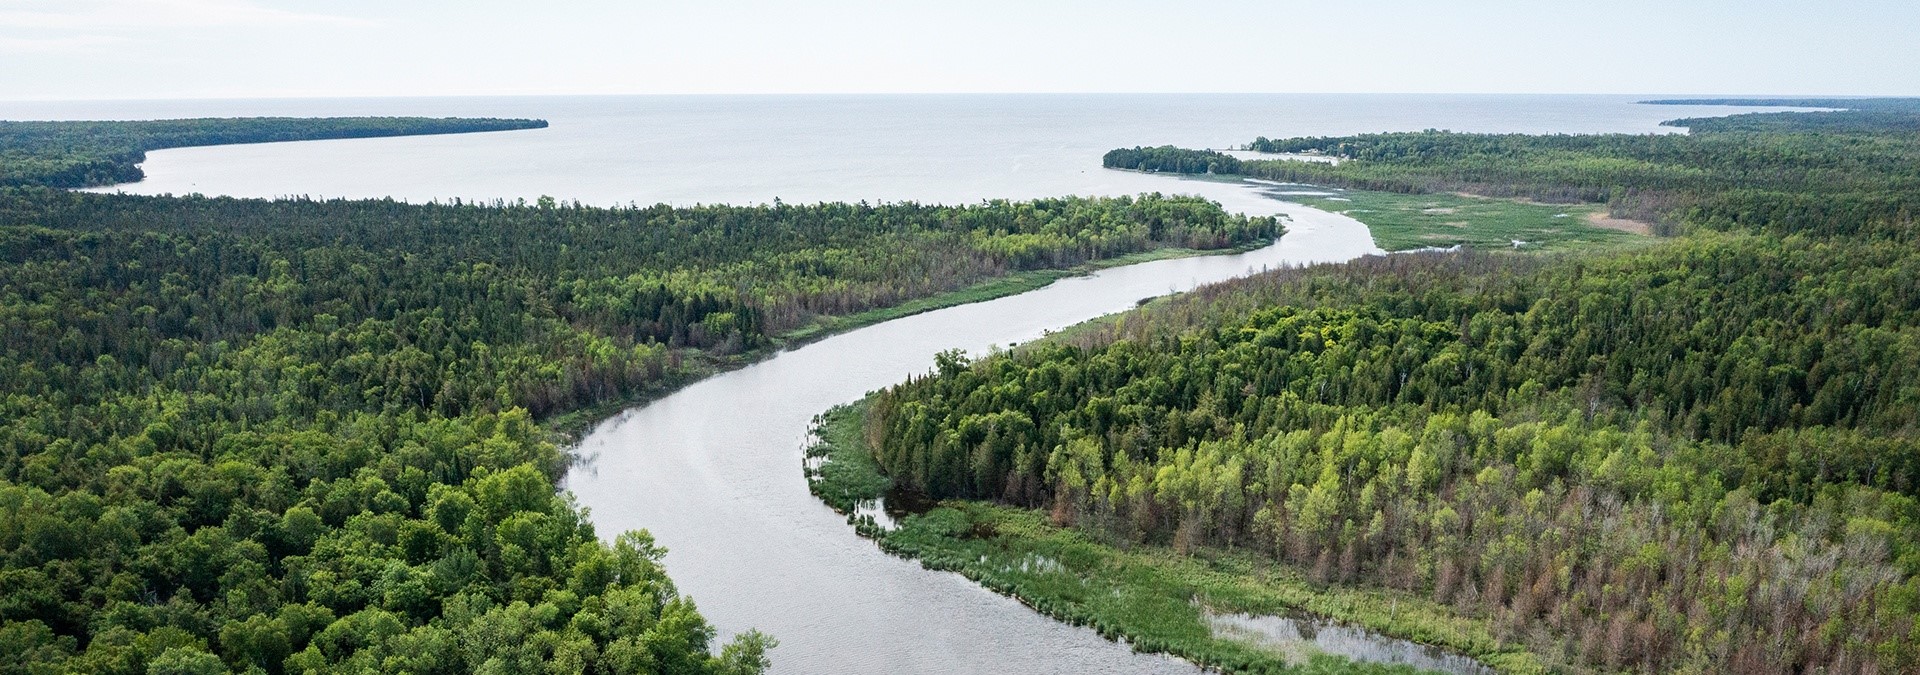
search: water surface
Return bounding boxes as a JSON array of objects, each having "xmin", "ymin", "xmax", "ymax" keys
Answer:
[
  {"xmin": 565, "ymin": 194, "xmax": 1377, "ymax": 673},
  {"xmin": 0, "ymin": 94, "xmax": 1794, "ymax": 672},
  {"xmin": 1207, "ymin": 610, "xmax": 1495, "ymax": 675},
  {"xmin": 0, "ymin": 93, "xmax": 1808, "ymax": 207}
]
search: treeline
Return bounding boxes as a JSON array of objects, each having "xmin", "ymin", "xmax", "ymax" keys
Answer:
[
  {"xmin": 0, "ymin": 117, "xmax": 548, "ymax": 188},
  {"xmin": 1232, "ymin": 125, "xmax": 1920, "ymax": 218},
  {"xmin": 1102, "ymin": 146, "xmax": 1243, "ymax": 175},
  {"xmin": 1130, "ymin": 101, "xmax": 1920, "ymax": 239},
  {"xmin": 1642, "ymin": 97, "xmax": 1920, "ymax": 111},
  {"xmin": 0, "ymin": 189, "xmax": 1277, "ymax": 384},
  {"xmin": 0, "ymin": 118, "xmax": 1281, "ymax": 674},
  {"xmin": 876, "ymin": 104, "xmax": 1920, "ymax": 673},
  {"xmin": 870, "ymin": 242, "xmax": 1920, "ymax": 674}
]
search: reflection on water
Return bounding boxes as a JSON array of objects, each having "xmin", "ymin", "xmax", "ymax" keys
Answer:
[
  {"xmin": 850, "ymin": 499, "xmax": 897, "ymax": 531},
  {"xmin": 1205, "ymin": 610, "xmax": 1495, "ymax": 675},
  {"xmin": 832, "ymin": 487, "xmax": 935, "ymax": 533}
]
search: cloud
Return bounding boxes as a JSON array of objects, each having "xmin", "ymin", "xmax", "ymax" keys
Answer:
[{"xmin": 0, "ymin": 0, "xmax": 374, "ymax": 30}]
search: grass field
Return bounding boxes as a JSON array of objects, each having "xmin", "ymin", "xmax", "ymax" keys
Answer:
[{"xmin": 1270, "ymin": 188, "xmax": 1646, "ymax": 252}]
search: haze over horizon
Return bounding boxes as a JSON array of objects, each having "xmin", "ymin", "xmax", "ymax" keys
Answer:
[{"xmin": 2, "ymin": 0, "xmax": 1916, "ymax": 102}]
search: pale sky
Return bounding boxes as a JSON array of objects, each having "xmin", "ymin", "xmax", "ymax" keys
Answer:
[{"xmin": 2, "ymin": 0, "xmax": 1916, "ymax": 100}]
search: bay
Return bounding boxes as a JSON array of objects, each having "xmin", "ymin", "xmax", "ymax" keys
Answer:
[{"xmin": 1, "ymin": 93, "xmax": 1790, "ymax": 208}]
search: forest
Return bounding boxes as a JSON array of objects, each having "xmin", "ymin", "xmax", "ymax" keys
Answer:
[
  {"xmin": 0, "ymin": 117, "xmax": 549, "ymax": 189},
  {"xmin": 1110, "ymin": 99, "xmax": 1920, "ymax": 240},
  {"xmin": 0, "ymin": 120, "xmax": 1282, "ymax": 674},
  {"xmin": 1101, "ymin": 146, "xmax": 1244, "ymax": 176},
  {"xmin": 866, "ymin": 100, "xmax": 1920, "ymax": 673}
]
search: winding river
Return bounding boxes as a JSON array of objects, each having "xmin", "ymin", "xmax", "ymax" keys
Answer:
[
  {"xmin": 565, "ymin": 179, "xmax": 1384, "ymax": 673},
  {"xmin": 11, "ymin": 93, "xmax": 1812, "ymax": 673}
]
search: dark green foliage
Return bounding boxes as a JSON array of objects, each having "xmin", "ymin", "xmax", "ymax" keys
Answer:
[
  {"xmin": 1226, "ymin": 101, "xmax": 1920, "ymax": 238},
  {"xmin": 0, "ymin": 188, "xmax": 1276, "ymax": 399},
  {"xmin": 1235, "ymin": 124, "xmax": 1920, "ymax": 226},
  {"xmin": 0, "ymin": 120, "xmax": 1278, "ymax": 673},
  {"xmin": 885, "ymin": 106, "xmax": 1920, "ymax": 674},
  {"xmin": 871, "ymin": 244, "xmax": 1920, "ymax": 673},
  {"xmin": 0, "ymin": 412, "xmax": 773, "ymax": 674},
  {"xmin": 1641, "ymin": 98, "xmax": 1920, "ymax": 110},
  {"xmin": 1104, "ymin": 146, "xmax": 1244, "ymax": 175},
  {"xmin": 0, "ymin": 117, "xmax": 549, "ymax": 188}
]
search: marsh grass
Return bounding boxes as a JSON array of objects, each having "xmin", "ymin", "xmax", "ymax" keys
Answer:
[
  {"xmin": 877, "ymin": 503, "xmax": 1544, "ymax": 674},
  {"xmin": 1276, "ymin": 189, "xmax": 1643, "ymax": 252},
  {"xmin": 807, "ymin": 402, "xmax": 1542, "ymax": 675},
  {"xmin": 804, "ymin": 400, "xmax": 891, "ymax": 514}
]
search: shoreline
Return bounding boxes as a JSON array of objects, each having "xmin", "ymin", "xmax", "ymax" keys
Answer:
[
  {"xmin": 546, "ymin": 238, "xmax": 1280, "ymax": 444},
  {"xmin": 804, "ymin": 398, "xmax": 1535, "ymax": 675},
  {"xmin": 558, "ymin": 187, "xmax": 1384, "ymax": 672}
]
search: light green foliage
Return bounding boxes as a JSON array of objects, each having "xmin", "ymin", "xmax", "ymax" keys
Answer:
[
  {"xmin": 877, "ymin": 501, "xmax": 1530, "ymax": 674},
  {"xmin": 0, "ymin": 119, "xmax": 1288, "ymax": 674},
  {"xmin": 876, "ymin": 101, "xmax": 1920, "ymax": 674},
  {"xmin": 868, "ymin": 243, "xmax": 1920, "ymax": 673},
  {"xmin": 146, "ymin": 647, "xmax": 226, "ymax": 675},
  {"xmin": 0, "ymin": 410, "xmax": 764, "ymax": 674}
]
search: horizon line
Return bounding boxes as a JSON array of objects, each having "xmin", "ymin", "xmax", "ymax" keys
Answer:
[{"xmin": 2, "ymin": 91, "xmax": 1914, "ymax": 105}]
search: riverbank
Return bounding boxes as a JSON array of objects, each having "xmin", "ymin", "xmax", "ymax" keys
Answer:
[
  {"xmin": 804, "ymin": 400, "xmax": 1541, "ymax": 675},
  {"xmin": 547, "ymin": 238, "xmax": 1279, "ymax": 443},
  {"xmin": 564, "ymin": 199, "xmax": 1380, "ymax": 673},
  {"xmin": 774, "ymin": 240, "xmax": 1275, "ymax": 345},
  {"xmin": 785, "ymin": 184, "xmax": 1660, "ymax": 672}
]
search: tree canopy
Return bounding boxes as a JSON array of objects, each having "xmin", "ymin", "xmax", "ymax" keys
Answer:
[
  {"xmin": 0, "ymin": 117, "xmax": 548, "ymax": 188},
  {"xmin": 0, "ymin": 119, "xmax": 1282, "ymax": 674},
  {"xmin": 879, "ymin": 100, "xmax": 1920, "ymax": 674}
]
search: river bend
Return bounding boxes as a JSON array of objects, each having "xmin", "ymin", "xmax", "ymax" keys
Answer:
[{"xmin": 566, "ymin": 181, "xmax": 1381, "ymax": 673}]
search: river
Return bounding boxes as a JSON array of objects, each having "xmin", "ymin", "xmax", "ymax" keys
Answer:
[
  {"xmin": 14, "ymin": 94, "xmax": 1801, "ymax": 672},
  {"xmin": 564, "ymin": 179, "xmax": 1384, "ymax": 673}
]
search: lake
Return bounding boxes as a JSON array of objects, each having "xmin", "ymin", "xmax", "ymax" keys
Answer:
[{"xmin": 1, "ymin": 93, "xmax": 1784, "ymax": 208}]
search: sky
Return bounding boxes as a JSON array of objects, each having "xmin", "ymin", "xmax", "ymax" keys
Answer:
[{"xmin": 1, "ymin": 0, "xmax": 1916, "ymax": 101}]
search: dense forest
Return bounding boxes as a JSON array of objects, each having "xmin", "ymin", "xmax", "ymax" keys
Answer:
[
  {"xmin": 1109, "ymin": 99, "xmax": 1920, "ymax": 240},
  {"xmin": 1101, "ymin": 146, "xmax": 1244, "ymax": 176},
  {"xmin": 871, "ymin": 101, "xmax": 1920, "ymax": 673},
  {"xmin": 0, "ymin": 117, "xmax": 548, "ymax": 189},
  {"xmin": 0, "ymin": 120, "xmax": 1282, "ymax": 673}
]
